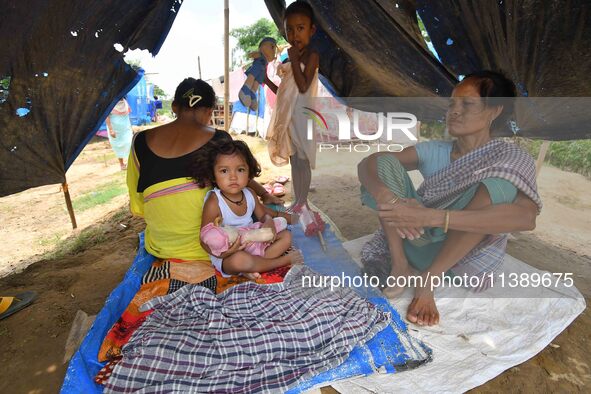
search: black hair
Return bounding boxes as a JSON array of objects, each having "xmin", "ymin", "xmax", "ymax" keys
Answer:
[
  {"xmin": 284, "ymin": 1, "xmax": 315, "ymax": 24},
  {"xmin": 173, "ymin": 77, "xmax": 215, "ymax": 110},
  {"xmin": 190, "ymin": 139, "xmax": 261, "ymax": 188},
  {"xmin": 463, "ymin": 70, "xmax": 517, "ymax": 130}
]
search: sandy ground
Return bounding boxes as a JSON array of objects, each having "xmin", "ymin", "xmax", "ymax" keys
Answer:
[{"xmin": 0, "ymin": 134, "xmax": 589, "ymax": 393}]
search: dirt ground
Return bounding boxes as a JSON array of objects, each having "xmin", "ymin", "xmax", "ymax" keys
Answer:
[{"xmin": 0, "ymin": 134, "xmax": 589, "ymax": 393}]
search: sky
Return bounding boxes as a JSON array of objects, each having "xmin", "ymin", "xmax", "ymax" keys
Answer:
[{"xmin": 125, "ymin": 0, "xmax": 276, "ymax": 96}]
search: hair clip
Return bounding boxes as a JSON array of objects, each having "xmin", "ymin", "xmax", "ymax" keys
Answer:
[{"xmin": 182, "ymin": 88, "xmax": 203, "ymax": 108}]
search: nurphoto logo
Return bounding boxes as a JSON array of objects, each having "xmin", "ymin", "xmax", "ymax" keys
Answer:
[{"xmin": 304, "ymin": 106, "xmax": 419, "ymax": 153}]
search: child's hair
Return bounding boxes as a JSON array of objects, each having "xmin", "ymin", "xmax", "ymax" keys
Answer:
[
  {"xmin": 191, "ymin": 139, "xmax": 261, "ymax": 188},
  {"xmin": 284, "ymin": 1, "xmax": 315, "ymax": 24},
  {"xmin": 259, "ymin": 37, "xmax": 277, "ymax": 48},
  {"xmin": 173, "ymin": 78, "xmax": 216, "ymax": 110}
]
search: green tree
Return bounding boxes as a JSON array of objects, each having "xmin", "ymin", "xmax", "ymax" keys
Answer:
[
  {"xmin": 126, "ymin": 58, "xmax": 142, "ymax": 71},
  {"xmin": 417, "ymin": 15, "xmax": 431, "ymax": 44},
  {"xmin": 0, "ymin": 76, "xmax": 10, "ymax": 90},
  {"xmin": 230, "ymin": 18, "xmax": 286, "ymax": 60},
  {"xmin": 153, "ymin": 85, "xmax": 167, "ymax": 99}
]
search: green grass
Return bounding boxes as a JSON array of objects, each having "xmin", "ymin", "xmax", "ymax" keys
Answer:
[
  {"xmin": 38, "ymin": 231, "xmax": 66, "ymax": 247},
  {"xmin": 102, "ymin": 152, "xmax": 117, "ymax": 162},
  {"xmin": 40, "ymin": 207, "xmax": 130, "ymax": 261},
  {"xmin": 72, "ymin": 181, "xmax": 127, "ymax": 211},
  {"xmin": 519, "ymin": 139, "xmax": 591, "ymax": 178},
  {"xmin": 418, "ymin": 123, "xmax": 591, "ymax": 178},
  {"xmin": 44, "ymin": 225, "xmax": 108, "ymax": 260},
  {"xmin": 157, "ymin": 99, "xmax": 173, "ymax": 118}
]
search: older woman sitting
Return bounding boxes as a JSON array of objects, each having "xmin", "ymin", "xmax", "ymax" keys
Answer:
[{"xmin": 358, "ymin": 71, "xmax": 542, "ymax": 326}]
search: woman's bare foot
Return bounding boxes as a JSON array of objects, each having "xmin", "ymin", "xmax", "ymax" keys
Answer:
[{"xmin": 406, "ymin": 288, "xmax": 439, "ymax": 326}]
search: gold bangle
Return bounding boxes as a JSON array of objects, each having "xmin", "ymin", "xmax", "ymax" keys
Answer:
[
  {"xmin": 388, "ymin": 196, "xmax": 400, "ymax": 205},
  {"xmin": 443, "ymin": 210, "xmax": 450, "ymax": 233}
]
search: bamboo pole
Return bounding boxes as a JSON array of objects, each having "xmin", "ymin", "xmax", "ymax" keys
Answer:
[
  {"xmin": 223, "ymin": 0, "xmax": 230, "ymax": 131},
  {"xmin": 198, "ymin": 56, "xmax": 202, "ymax": 79},
  {"xmin": 62, "ymin": 181, "xmax": 77, "ymax": 229},
  {"xmin": 535, "ymin": 140, "xmax": 551, "ymax": 177}
]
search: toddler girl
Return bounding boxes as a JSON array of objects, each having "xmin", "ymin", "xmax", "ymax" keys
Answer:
[{"xmin": 193, "ymin": 140, "xmax": 302, "ymax": 279}]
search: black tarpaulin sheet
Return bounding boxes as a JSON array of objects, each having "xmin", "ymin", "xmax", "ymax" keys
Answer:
[
  {"xmin": 0, "ymin": 0, "xmax": 182, "ymax": 197},
  {"xmin": 416, "ymin": 0, "xmax": 591, "ymax": 140},
  {"xmin": 265, "ymin": 0, "xmax": 456, "ymax": 98},
  {"xmin": 265, "ymin": 0, "xmax": 591, "ymax": 141}
]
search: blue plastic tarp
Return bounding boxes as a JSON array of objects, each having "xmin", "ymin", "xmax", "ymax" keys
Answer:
[{"xmin": 61, "ymin": 225, "xmax": 431, "ymax": 393}]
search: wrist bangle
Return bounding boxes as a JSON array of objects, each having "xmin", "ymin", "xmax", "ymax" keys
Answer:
[
  {"xmin": 388, "ymin": 196, "xmax": 400, "ymax": 205},
  {"xmin": 443, "ymin": 210, "xmax": 450, "ymax": 233}
]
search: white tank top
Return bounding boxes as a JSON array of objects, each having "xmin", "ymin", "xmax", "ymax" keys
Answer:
[{"xmin": 205, "ymin": 187, "xmax": 256, "ymax": 227}]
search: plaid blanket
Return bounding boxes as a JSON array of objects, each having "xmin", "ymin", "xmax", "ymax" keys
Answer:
[
  {"xmin": 419, "ymin": 139, "xmax": 542, "ymax": 287},
  {"xmin": 418, "ymin": 139, "xmax": 542, "ymax": 211},
  {"xmin": 104, "ymin": 265, "xmax": 391, "ymax": 393}
]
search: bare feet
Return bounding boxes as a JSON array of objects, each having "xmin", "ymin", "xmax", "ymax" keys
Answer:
[
  {"xmin": 285, "ymin": 249, "xmax": 304, "ymax": 265},
  {"xmin": 243, "ymin": 272, "xmax": 261, "ymax": 280},
  {"xmin": 406, "ymin": 289, "xmax": 439, "ymax": 326},
  {"xmin": 241, "ymin": 249, "xmax": 303, "ymax": 280}
]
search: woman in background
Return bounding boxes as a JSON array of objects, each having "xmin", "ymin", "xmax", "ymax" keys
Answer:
[{"xmin": 106, "ymin": 97, "xmax": 133, "ymax": 170}]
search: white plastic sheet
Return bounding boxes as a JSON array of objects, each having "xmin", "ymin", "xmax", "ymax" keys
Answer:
[{"xmin": 331, "ymin": 235, "xmax": 586, "ymax": 393}]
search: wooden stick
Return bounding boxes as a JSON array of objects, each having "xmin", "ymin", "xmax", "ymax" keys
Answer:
[
  {"xmin": 223, "ymin": 0, "xmax": 230, "ymax": 131},
  {"xmin": 535, "ymin": 140, "xmax": 551, "ymax": 178},
  {"xmin": 317, "ymin": 231, "xmax": 327, "ymax": 252},
  {"xmin": 62, "ymin": 181, "xmax": 77, "ymax": 229}
]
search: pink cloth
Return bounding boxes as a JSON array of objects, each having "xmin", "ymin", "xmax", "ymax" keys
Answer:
[
  {"xmin": 229, "ymin": 67, "xmax": 247, "ymax": 103},
  {"xmin": 200, "ymin": 217, "xmax": 288, "ymax": 258},
  {"xmin": 264, "ymin": 61, "xmax": 281, "ymax": 109}
]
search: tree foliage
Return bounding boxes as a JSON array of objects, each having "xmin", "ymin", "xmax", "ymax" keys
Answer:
[
  {"xmin": 153, "ymin": 85, "xmax": 167, "ymax": 98},
  {"xmin": 417, "ymin": 15, "xmax": 432, "ymax": 44},
  {"xmin": 126, "ymin": 58, "xmax": 142, "ymax": 71},
  {"xmin": 230, "ymin": 18, "xmax": 286, "ymax": 59}
]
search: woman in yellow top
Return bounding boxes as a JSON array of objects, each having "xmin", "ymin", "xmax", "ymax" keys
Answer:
[
  {"xmin": 98, "ymin": 78, "xmax": 283, "ymax": 362},
  {"xmin": 128, "ymin": 77, "xmax": 283, "ymax": 274}
]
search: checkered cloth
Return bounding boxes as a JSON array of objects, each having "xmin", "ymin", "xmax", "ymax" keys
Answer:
[
  {"xmin": 363, "ymin": 228, "xmax": 508, "ymax": 290},
  {"xmin": 104, "ymin": 265, "xmax": 391, "ymax": 393},
  {"xmin": 417, "ymin": 139, "xmax": 542, "ymax": 212},
  {"xmin": 419, "ymin": 139, "xmax": 542, "ymax": 288}
]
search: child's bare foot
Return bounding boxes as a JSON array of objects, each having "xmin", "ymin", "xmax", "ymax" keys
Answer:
[
  {"xmin": 406, "ymin": 289, "xmax": 439, "ymax": 326},
  {"xmin": 243, "ymin": 272, "xmax": 261, "ymax": 280},
  {"xmin": 285, "ymin": 202, "xmax": 308, "ymax": 214},
  {"xmin": 286, "ymin": 249, "xmax": 304, "ymax": 265}
]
